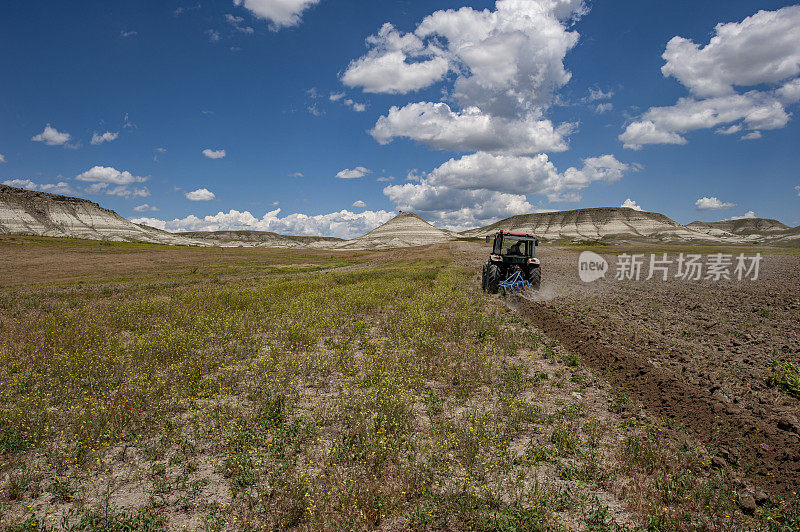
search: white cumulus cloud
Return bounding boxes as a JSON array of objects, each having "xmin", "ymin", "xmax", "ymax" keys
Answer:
[
  {"xmin": 370, "ymin": 102, "xmax": 571, "ymax": 155},
  {"xmin": 0, "ymin": 154, "xmax": 5, "ymax": 163},
  {"xmin": 728, "ymin": 211, "xmax": 757, "ymax": 220},
  {"xmin": 3, "ymin": 179, "xmax": 76, "ymax": 195},
  {"xmin": 233, "ymin": 0, "xmax": 319, "ymax": 30},
  {"xmin": 619, "ymin": 120, "xmax": 687, "ymax": 150},
  {"xmin": 336, "ymin": 166, "xmax": 370, "ymax": 179},
  {"xmin": 778, "ymin": 78, "xmax": 800, "ymax": 103},
  {"xmin": 587, "ymin": 87, "xmax": 613, "ymax": 101},
  {"xmin": 715, "ymin": 124, "xmax": 742, "ymax": 135},
  {"xmin": 76, "ymin": 166, "xmax": 147, "ymax": 185},
  {"xmin": 341, "ymin": 23, "xmax": 450, "ymax": 94},
  {"xmin": 133, "ymin": 204, "xmax": 159, "ymax": 212},
  {"xmin": 620, "ymin": 198, "xmax": 642, "ymax": 211},
  {"xmin": 75, "ymin": 166, "xmax": 149, "ymax": 199},
  {"xmin": 424, "ymin": 152, "xmax": 628, "ymax": 198},
  {"xmin": 620, "ymin": 91, "xmax": 791, "ymax": 149},
  {"xmin": 661, "ymin": 6, "xmax": 800, "ymax": 98},
  {"xmin": 344, "ymin": 99, "xmax": 366, "ymax": 112},
  {"xmin": 383, "ymin": 184, "xmax": 536, "ymax": 231},
  {"xmin": 84, "ymin": 183, "xmax": 149, "ymax": 199},
  {"xmin": 225, "ymin": 14, "xmax": 255, "ymax": 34},
  {"xmin": 134, "ymin": 208, "xmax": 394, "ymax": 239},
  {"xmin": 185, "ymin": 188, "xmax": 216, "ymax": 201},
  {"xmin": 695, "ymin": 196, "xmax": 736, "ymax": 210},
  {"xmin": 345, "ymin": 0, "xmax": 585, "ymax": 115},
  {"xmin": 621, "ymin": 6, "xmax": 800, "ymax": 149},
  {"xmin": 383, "ymin": 153, "xmax": 633, "ymax": 230},
  {"xmin": 202, "ymin": 148, "xmax": 227, "ymax": 159},
  {"xmin": 345, "ymin": 0, "xmax": 586, "ymax": 157},
  {"xmin": 31, "ymin": 124, "xmax": 71, "ymax": 146},
  {"xmin": 341, "ymin": 0, "xmax": 645, "ymax": 230},
  {"xmin": 352, "ymin": 200, "xmax": 366, "ymax": 208},
  {"xmin": 91, "ymin": 131, "xmax": 119, "ymax": 145}
]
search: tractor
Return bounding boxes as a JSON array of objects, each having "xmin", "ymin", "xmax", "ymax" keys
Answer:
[{"xmin": 481, "ymin": 230, "xmax": 541, "ymax": 294}]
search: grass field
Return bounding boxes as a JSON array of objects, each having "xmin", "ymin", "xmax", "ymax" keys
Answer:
[{"xmin": 0, "ymin": 238, "xmax": 797, "ymax": 530}]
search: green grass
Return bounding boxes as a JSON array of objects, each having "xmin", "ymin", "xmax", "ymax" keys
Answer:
[
  {"xmin": 0, "ymin": 249, "xmax": 546, "ymax": 529},
  {"xmin": 767, "ymin": 361, "xmax": 800, "ymax": 399},
  {"xmin": 0, "ymin": 240, "xmax": 787, "ymax": 530},
  {"xmin": 0, "ymin": 234, "xmax": 184, "ymax": 251}
]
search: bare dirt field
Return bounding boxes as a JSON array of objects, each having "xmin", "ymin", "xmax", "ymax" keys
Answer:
[
  {"xmin": 0, "ymin": 237, "xmax": 798, "ymax": 530},
  {"xmin": 521, "ymin": 247, "xmax": 800, "ymax": 495},
  {"xmin": 447, "ymin": 242, "xmax": 799, "ymax": 521}
]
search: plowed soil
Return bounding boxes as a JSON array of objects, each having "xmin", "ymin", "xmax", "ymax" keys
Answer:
[{"xmin": 452, "ymin": 242, "xmax": 800, "ymax": 500}]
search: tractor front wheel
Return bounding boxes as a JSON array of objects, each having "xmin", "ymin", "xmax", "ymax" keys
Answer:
[
  {"xmin": 481, "ymin": 263, "xmax": 488, "ymax": 292},
  {"xmin": 486, "ymin": 263, "xmax": 502, "ymax": 294}
]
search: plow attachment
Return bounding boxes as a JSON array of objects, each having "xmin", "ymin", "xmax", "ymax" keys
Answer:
[{"xmin": 499, "ymin": 269, "xmax": 530, "ymax": 295}]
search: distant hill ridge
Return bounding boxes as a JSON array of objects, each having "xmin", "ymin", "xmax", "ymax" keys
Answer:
[
  {"xmin": 461, "ymin": 207, "xmax": 731, "ymax": 244},
  {"xmin": 1, "ymin": 184, "xmax": 797, "ymax": 248},
  {"xmin": 336, "ymin": 211, "xmax": 458, "ymax": 249},
  {"xmin": 0, "ymin": 184, "xmax": 201, "ymax": 245},
  {"xmin": 688, "ymin": 218, "xmax": 790, "ymax": 235},
  {"xmin": 179, "ymin": 230, "xmax": 343, "ymax": 249},
  {"xmin": 462, "ymin": 207, "xmax": 799, "ymax": 247}
]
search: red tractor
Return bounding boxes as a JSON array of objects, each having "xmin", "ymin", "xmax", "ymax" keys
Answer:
[{"xmin": 481, "ymin": 230, "xmax": 541, "ymax": 293}]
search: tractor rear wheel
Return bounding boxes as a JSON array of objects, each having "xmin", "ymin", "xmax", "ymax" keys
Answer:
[
  {"xmin": 528, "ymin": 266, "xmax": 541, "ymax": 290},
  {"xmin": 486, "ymin": 263, "xmax": 501, "ymax": 294}
]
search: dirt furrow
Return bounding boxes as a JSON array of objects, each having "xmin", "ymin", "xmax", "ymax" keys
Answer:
[{"xmin": 513, "ymin": 296, "xmax": 800, "ymax": 500}]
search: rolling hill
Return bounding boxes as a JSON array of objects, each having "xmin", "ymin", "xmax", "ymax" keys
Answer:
[
  {"xmin": 335, "ymin": 211, "xmax": 459, "ymax": 249},
  {"xmin": 0, "ymin": 184, "xmax": 202, "ymax": 245},
  {"xmin": 460, "ymin": 207, "xmax": 748, "ymax": 244},
  {"xmin": 688, "ymin": 219, "xmax": 800, "ymax": 247},
  {"xmin": 2, "ymin": 184, "xmax": 797, "ymax": 248},
  {"xmin": 178, "ymin": 230, "xmax": 343, "ymax": 248}
]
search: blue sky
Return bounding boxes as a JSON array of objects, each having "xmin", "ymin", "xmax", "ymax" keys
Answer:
[{"xmin": 1, "ymin": 0, "xmax": 799, "ymax": 237}]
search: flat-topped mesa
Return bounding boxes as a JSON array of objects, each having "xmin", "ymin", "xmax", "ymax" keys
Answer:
[
  {"xmin": 0, "ymin": 184, "xmax": 202, "ymax": 245},
  {"xmin": 0, "ymin": 183, "xmax": 107, "ymax": 208},
  {"xmin": 2, "ymin": 184, "xmax": 796, "ymax": 248},
  {"xmin": 178, "ymin": 230, "xmax": 343, "ymax": 249},
  {"xmin": 460, "ymin": 207, "xmax": 745, "ymax": 244},
  {"xmin": 688, "ymin": 218, "xmax": 800, "ymax": 247},
  {"xmin": 336, "ymin": 211, "xmax": 459, "ymax": 249},
  {"xmin": 688, "ymin": 218, "xmax": 790, "ymax": 235}
]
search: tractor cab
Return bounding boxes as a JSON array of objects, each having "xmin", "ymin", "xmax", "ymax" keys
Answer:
[
  {"xmin": 487, "ymin": 231, "xmax": 538, "ymax": 262},
  {"xmin": 482, "ymin": 231, "xmax": 541, "ymax": 293}
]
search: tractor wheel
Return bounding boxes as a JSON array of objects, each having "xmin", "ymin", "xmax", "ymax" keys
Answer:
[
  {"xmin": 486, "ymin": 263, "xmax": 501, "ymax": 294},
  {"xmin": 481, "ymin": 263, "xmax": 488, "ymax": 292},
  {"xmin": 528, "ymin": 266, "xmax": 541, "ymax": 290}
]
